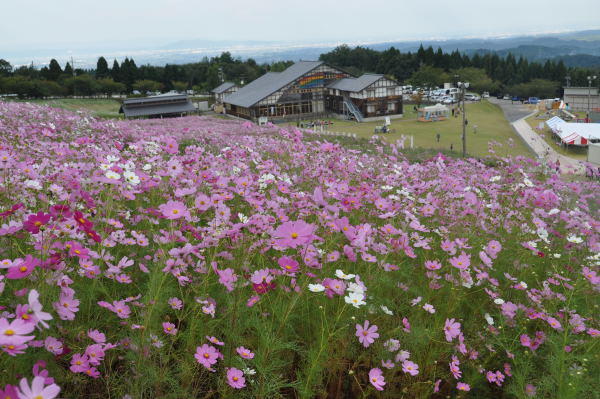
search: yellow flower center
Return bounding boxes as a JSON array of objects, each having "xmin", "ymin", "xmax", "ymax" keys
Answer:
[
  {"xmin": 19, "ymin": 266, "xmax": 28, "ymax": 272},
  {"xmin": 4, "ymin": 329, "xmax": 14, "ymax": 336},
  {"xmin": 291, "ymin": 232, "xmax": 298, "ymax": 239},
  {"xmin": 203, "ymin": 353, "xmax": 209, "ymax": 358},
  {"xmin": 172, "ymin": 209, "xmax": 179, "ymax": 214},
  {"xmin": 34, "ymin": 221, "xmax": 42, "ymax": 226}
]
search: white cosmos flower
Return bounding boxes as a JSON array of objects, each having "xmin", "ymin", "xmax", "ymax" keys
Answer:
[
  {"xmin": 335, "ymin": 269, "xmax": 356, "ymax": 280},
  {"xmin": 106, "ymin": 155, "xmax": 119, "ymax": 163},
  {"xmin": 25, "ymin": 180, "xmax": 42, "ymax": 190},
  {"xmin": 566, "ymin": 235, "xmax": 583, "ymax": 244},
  {"xmin": 380, "ymin": 305, "xmax": 393, "ymax": 315},
  {"xmin": 308, "ymin": 284, "xmax": 325, "ymax": 292},
  {"xmin": 484, "ymin": 313, "xmax": 494, "ymax": 325},
  {"xmin": 123, "ymin": 171, "xmax": 140, "ymax": 185},
  {"xmin": 422, "ymin": 303, "xmax": 436, "ymax": 314},
  {"xmin": 548, "ymin": 208, "xmax": 560, "ymax": 215},
  {"xmin": 519, "ymin": 281, "xmax": 528, "ymax": 289},
  {"xmin": 346, "ymin": 282, "xmax": 364, "ymax": 294},
  {"xmin": 99, "ymin": 163, "xmax": 112, "ymax": 171},
  {"xmin": 142, "ymin": 163, "xmax": 152, "ymax": 171},
  {"xmin": 489, "ymin": 175, "xmax": 501, "ymax": 182},
  {"xmin": 238, "ymin": 213, "xmax": 249, "ymax": 223},
  {"xmin": 523, "ymin": 178, "xmax": 534, "ymax": 187},
  {"xmin": 494, "ymin": 298, "xmax": 505, "ymax": 305},
  {"xmin": 344, "ymin": 291, "xmax": 366, "ymax": 308},
  {"xmin": 105, "ymin": 171, "xmax": 121, "ymax": 180}
]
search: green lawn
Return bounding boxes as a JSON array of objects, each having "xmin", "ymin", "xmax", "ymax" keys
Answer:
[
  {"xmin": 292, "ymin": 101, "xmax": 532, "ymax": 158},
  {"xmin": 12, "ymin": 98, "xmax": 122, "ymax": 119},
  {"xmin": 525, "ymin": 115, "xmax": 588, "ymax": 160}
]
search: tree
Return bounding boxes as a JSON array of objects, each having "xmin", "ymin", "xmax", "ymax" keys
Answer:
[
  {"xmin": 451, "ymin": 67, "xmax": 497, "ymax": 93},
  {"xmin": 64, "ymin": 62, "xmax": 73, "ymax": 77},
  {"xmin": 111, "ymin": 60, "xmax": 121, "ymax": 82},
  {"xmin": 97, "ymin": 78, "xmax": 125, "ymax": 97},
  {"xmin": 172, "ymin": 81, "xmax": 188, "ymax": 92},
  {"xmin": 47, "ymin": 59, "xmax": 63, "ymax": 81},
  {"xmin": 96, "ymin": 57, "xmax": 110, "ymax": 79},
  {"xmin": 132, "ymin": 80, "xmax": 163, "ymax": 94},
  {"xmin": 409, "ymin": 65, "xmax": 448, "ymax": 88},
  {"xmin": 0, "ymin": 59, "xmax": 12, "ymax": 76}
]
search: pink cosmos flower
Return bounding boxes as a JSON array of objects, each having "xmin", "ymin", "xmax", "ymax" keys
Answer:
[
  {"xmin": 0, "ymin": 317, "xmax": 35, "ymax": 346},
  {"xmin": 236, "ymin": 346, "xmax": 255, "ymax": 359},
  {"xmin": 402, "ymin": 360, "xmax": 419, "ymax": 376},
  {"xmin": 457, "ymin": 382, "xmax": 470, "ymax": 392},
  {"xmin": 525, "ymin": 384, "xmax": 537, "ymax": 396},
  {"xmin": 194, "ymin": 344, "xmax": 220, "ymax": 370},
  {"xmin": 206, "ymin": 336, "xmax": 224, "ymax": 346},
  {"xmin": 70, "ymin": 354, "xmax": 90, "ymax": 373},
  {"xmin": 159, "ymin": 200, "xmax": 190, "ymax": 220},
  {"xmin": 7, "ymin": 255, "xmax": 40, "ymax": 280},
  {"xmin": 17, "ymin": 376, "xmax": 60, "ymax": 399},
  {"xmin": 163, "ymin": 322, "xmax": 177, "ymax": 335},
  {"xmin": 44, "ymin": 336, "xmax": 63, "ymax": 355},
  {"xmin": 425, "ymin": 260, "xmax": 442, "ymax": 270},
  {"xmin": 87, "ymin": 329, "xmax": 106, "ymax": 344},
  {"xmin": 368, "ymin": 368, "xmax": 386, "ymax": 391},
  {"xmin": 226, "ymin": 367, "xmax": 246, "ymax": 389},
  {"xmin": 271, "ymin": 220, "xmax": 316, "ymax": 248},
  {"xmin": 0, "ymin": 384, "xmax": 18, "ymax": 399},
  {"xmin": 168, "ymin": 297, "xmax": 183, "ymax": 310},
  {"xmin": 278, "ymin": 256, "xmax": 299, "ymax": 273},
  {"xmin": 355, "ymin": 320, "xmax": 379, "ymax": 348},
  {"xmin": 444, "ymin": 318, "xmax": 461, "ymax": 342},
  {"xmin": 28, "ymin": 289, "xmax": 52, "ymax": 329},
  {"xmin": 85, "ymin": 344, "xmax": 105, "ymax": 366},
  {"xmin": 23, "ymin": 211, "xmax": 51, "ymax": 234},
  {"xmin": 449, "ymin": 252, "xmax": 471, "ymax": 270}
]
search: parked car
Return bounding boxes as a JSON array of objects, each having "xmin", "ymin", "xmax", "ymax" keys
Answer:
[
  {"xmin": 464, "ymin": 93, "xmax": 481, "ymax": 101},
  {"xmin": 482, "ymin": 91, "xmax": 490, "ymax": 98},
  {"xmin": 503, "ymin": 95, "xmax": 511, "ymax": 100},
  {"xmin": 527, "ymin": 97, "xmax": 540, "ymax": 104},
  {"xmin": 511, "ymin": 96, "xmax": 521, "ymax": 102},
  {"xmin": 496, "ymin": 94, "xmax": 504, "ymax": 99}
]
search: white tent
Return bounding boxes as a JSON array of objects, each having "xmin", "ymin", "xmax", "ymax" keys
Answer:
[
  {"xmin": 555, "ymin": 123, "xmax": 600, "ymax": 146},
  {"xmin": 545, "ymin": 116, "xmax": 600, "ymax": 146}
]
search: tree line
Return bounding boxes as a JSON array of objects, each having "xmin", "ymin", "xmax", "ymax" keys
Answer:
[
  {"xmin": 319, "ymin": 44, "xmax": 600, "ymax": 99},
  {"xmin": 0, "ymin": 54, "xmax": 293, "ymax": 98},
  {"xmin": 1, "ymin": 44, "xmax": 599, "ymax": 99}
]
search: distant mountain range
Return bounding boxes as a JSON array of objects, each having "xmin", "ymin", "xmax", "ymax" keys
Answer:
[{"xmin": 3, "ymin": 30, "xmax": 600, "ymax": 68}]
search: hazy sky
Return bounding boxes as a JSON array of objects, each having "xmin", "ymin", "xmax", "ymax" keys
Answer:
[{"xmin": 2, "ymin": 0, "xmax": 599, "ymax": 50}]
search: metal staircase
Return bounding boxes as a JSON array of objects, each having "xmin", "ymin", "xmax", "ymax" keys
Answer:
[{"xmin": 343, "ymin": 97, "xmax": 364, "ymax": 122}]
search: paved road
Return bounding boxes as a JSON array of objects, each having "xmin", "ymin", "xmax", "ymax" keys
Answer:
[
  {"xmin": 488, "ymin": 97, "xmax": 535, "ymax": 122},
  {"xmin": 488, "ymin": 98, "xmax": 585, "ymax": 175},
  {"xmin": 512, "ymin": 117, "xmax": 585, "ymax": 175}
]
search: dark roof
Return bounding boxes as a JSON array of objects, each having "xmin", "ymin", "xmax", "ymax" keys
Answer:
[
  {"xmin": 327, "ymin": 74, "xmax": 384, "ymax": 92},
  {"xmin": 119, "ymin": 93, "xmax": 196, "ymax": 118},
  {"xmin": 212, "ymin": 82, "xmax": 237, "ymax": 94},
  {"xmin": 223, "ymin": 61, "xmax": 324, "ymax": 108},
  {"xmin": 122, "ymin": 93, "xmax": 189, "ymax": 105}
]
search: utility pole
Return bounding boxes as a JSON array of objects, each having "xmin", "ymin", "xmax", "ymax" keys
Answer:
[
  {"xmin": 71, "ymin": 56, "xmax": 76, "ymax": 98},
  {"xmin": 587, "ymin": 75, "xmax": 597, "ymax": 123}
]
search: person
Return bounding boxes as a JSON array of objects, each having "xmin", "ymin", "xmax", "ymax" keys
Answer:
[
  {"xmin": 436, "ymin": 133, "xmax": 440, "ymax": 142},
  {"xmin": 473, "ymin": 124, "xmax": 477, "ymax": 134},
  {"xmin": 450, "ymin": 143, "xmax": 454, "ymax": 151},
  {"xmin": 451, "ymin": 108, "xmax": 455, "ymax": 117}
]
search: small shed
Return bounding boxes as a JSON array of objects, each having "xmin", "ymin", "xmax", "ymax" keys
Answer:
[
  {"xmin": 119, "ymin": 94, "xmax": 196, "ymax": 119},
  {"xmin": 417, "ymin": 103, "xmax": 449, "ymax": 122}
]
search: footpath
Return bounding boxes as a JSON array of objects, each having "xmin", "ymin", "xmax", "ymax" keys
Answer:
[{"xmin": 512, "ymin": 115, "xmax": 585, "ymax": 175}]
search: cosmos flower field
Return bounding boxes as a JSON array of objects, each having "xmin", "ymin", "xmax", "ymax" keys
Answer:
[{"xmin": 0, "ymin": 101, "xmax": 599, "ymax": 398}]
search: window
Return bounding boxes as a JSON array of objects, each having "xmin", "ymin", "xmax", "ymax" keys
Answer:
[
  {"xmin": 367, "ymin": 104, "xmax": 375, "ymax": 113},
  {"xmin": 387, "ymin": 102, "xmax": 395, "ymax": 111}
]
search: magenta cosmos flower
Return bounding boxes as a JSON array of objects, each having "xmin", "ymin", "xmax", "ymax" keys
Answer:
[
  {"xmin": 17, "ymin": 376, "xmax": 60, "ymax": 399},
  {"xmin": 23, "ymin": 211, "xmax": 51, "ymax": 234},
  {"xmin": 368, "ymin": 368, "xmax": 385, "ymax": 391},
  {"xmin": 456, "ymin": 382, "xmax": 471, "ymax": 392},
  {"xmin": 7, "ymin": 255, "xmax": 40, "ymax": 280},
  {"xmin": 444, "ymin": 318, "xmax": 461, "ymax": 342},
  {"xmin": 194, "ymin": 344, "xmax": 220, "ymax": 370},
  {"xmin": 226, "ymin": 367, "xmax": 246, "ymax": 389},
  {"xmin": 355, "ymin": 320, "xmax": 379, "ymax": 348},
  {"xmin": 271, "ymin": 220, "xmax": 316, "ymax": 248},
  {"xmin": 0, "ymin": 317, "xmax": 35, "ymax": 346},
  {"xmin": 449, "ymin": 252, "xmax": 471, "ymax": 270},
  {"xmin": 159, "ymin": 200, "xmax": 189, "ymax": 220},
  {"xmin": 278, "ymin": 256, "xmax": 299, "ymax": 273}
]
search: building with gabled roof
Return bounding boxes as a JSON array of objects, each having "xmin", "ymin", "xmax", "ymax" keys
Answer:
[
  {"xmin": 222, "ymin": 61, "xmax": 402, "ymax": 122},
  {"xmin": 211, "ymin": 82, "xmax": 238, "ymax": 104},
  {"xmin": 119, "ymin": 93, "xmax": 196, "ymax": 119},
  {"xmin": 326, "ymin": 74, "xmax": 402, "ymax": 121}
]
